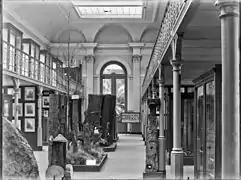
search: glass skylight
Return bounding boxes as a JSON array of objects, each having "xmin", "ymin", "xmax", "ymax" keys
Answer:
[{"xmin": 72, "ymin": 1, "xmax": 144, "ymax": 19}]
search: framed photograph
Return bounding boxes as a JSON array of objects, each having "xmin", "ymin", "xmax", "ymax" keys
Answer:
[
  {"xmin": 13, "ymin": 103, "xmax": 23, "ymax": 116},
  {"xmin": 24, "ymin": 118, "xmax": 35, "ymax": 132},
  {"xmin": 25, "ymin": 87, "xmax": 35, "ymax": 101},
  {"xmin": 43, "ymin": 110, "xmax": 49, "ymax": 117},
  {"xmin": 42, "ymin": 96, "xmax": 50, "ymax": 108},
  {"xmin": 24, "ymin": 103, "xmax": 35, "ymax": 117}
]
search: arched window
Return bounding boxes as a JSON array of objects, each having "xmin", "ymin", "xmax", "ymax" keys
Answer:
[{"xmin": 100, "ymin": 61, "xmax": 127, "ymax": 117}]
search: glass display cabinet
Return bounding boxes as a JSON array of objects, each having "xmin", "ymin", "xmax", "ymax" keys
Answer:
[
  {"xmin": 193, "ymin": 64, "xmax": 222, "ymax": 179},
  {"xmin": 40, "ymin": 50, "xmax": 52, "ymax": 85},
  {"xmin": 3, "ymin": 23, "xmax": 23, "ymax": 73},
  {"xmin": 22, "ymin": 39, "xmax": 40, "ymax": 80},
  {"xmin": 40, "ymin": 50, "xmax": 65, "ymax": 87},
  {"xmin": 165, "ymin": 85, "xmax": 194, "ymax": 165}
]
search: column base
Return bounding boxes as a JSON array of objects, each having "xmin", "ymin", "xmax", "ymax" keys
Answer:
[
  {"xmin": 158, "ymin": 137, "xmax": 166, "ymax": 172},
  {"xmin": 143, "ymin": 171, "xmax": 166, "ymax": 179},
  {"xmin": 171, "ymin": 149, "xmax": 183, "ymax": 179}
]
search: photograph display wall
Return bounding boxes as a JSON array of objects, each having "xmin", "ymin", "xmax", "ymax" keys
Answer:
[{"xmin": 3, "ymin": 86, "xmax": 39, "ymax": 150}]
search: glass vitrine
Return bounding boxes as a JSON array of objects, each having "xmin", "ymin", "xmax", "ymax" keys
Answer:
[
  {"xmin": 193, "ymin": 64, "xmax": 222, "ymax": 179},
  {"xmin": 3, "ymin": 23, "xmax": 23, "ymax": 72},
  {"xmin": 165, "ymin": 85, "xmax": 194, "ymax": 165},
  {"xmin": 40, "ymin": 50, "xmax": 53, "ymax": 85},
  {"xmin": 22, "ymin": 39, "xmax": 40, "ymax": 79}
]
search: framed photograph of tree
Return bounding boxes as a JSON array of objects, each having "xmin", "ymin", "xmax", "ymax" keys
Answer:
[
  {"xmin": 24, "ymin": 118, "xmax": 35, "ymax": 132},
  {"xmin": 25, "ymin": 87, "xmax": 35, "ymax": 101},
  {"xmin": 24, "ymin": 103, "xmax": 35, "ymax": 117}
]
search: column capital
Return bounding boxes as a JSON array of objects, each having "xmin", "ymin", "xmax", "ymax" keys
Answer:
[
  {"xmin": 215, "ymin": 0, "xmax": 239, "ymax": 18},
  {"xmin": 85, "ymin": 55, "xmax": 95, "ymax": 64},
  {"xmin": 132, "ymin": 54, "xmax": 142, "ymax": 63},
  {"xmin": 170, "ymin": 60, "xmax": 183, "ymax": 71}
]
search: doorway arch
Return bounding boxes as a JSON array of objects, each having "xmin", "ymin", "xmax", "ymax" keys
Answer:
[{"xmin": 100, "ymin": 61, "xmax": 128, "ymax": 133}]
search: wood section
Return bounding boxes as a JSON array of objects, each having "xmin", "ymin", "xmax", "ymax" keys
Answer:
[
  {"xmin": 48, "ymin": 93, "xmax": 67, "ymax": 167},
  {"xmin": 145, "ymin": 99, "xmax": 160, "ymax": 173},
  {"xmin": 101, "ymin": 94, "xmax": 116, "ymax": 145}
]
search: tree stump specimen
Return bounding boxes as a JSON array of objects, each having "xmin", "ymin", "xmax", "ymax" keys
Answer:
[{"xmin": 2, "ymin": 117, "xmax": 40, "ymax": 180}]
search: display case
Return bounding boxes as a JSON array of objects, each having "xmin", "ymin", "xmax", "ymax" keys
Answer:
[
  {"xmin": 3, "ymin": 23, "xmax": 23, "ymax": 72},
  {"xmin": 22, "ymin": 39, "xmax": 40, "ymax": 79},
  {"xmin": 165, "ymin": 85, "xmax": 194, "ymax": 165},
  {"xmin": 193, "ymin": 64, "xmax": 222, "ymax": 179}
]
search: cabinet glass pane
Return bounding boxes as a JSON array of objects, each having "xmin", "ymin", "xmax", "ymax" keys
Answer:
[
  {"xmin": 102, "ymin": 79, "xmax": 111, "ymax": 94},
  {"xmin": 205, "ymin": 81, "xmax": 215, "ymax": 178},
  {"xmin": 31, "ymin": 43, "xmax": 35, "ymax": 57},
  {"xmin": 10, "ymin": 32, "xmax": 16, "ymax": 46},
  {"xmin": 23, "ymin": 44, "xmax": 29, "ymax": 54},
  {"xmin": 3, "ymin": 29, "xmax": 8, "ymax": 42},
  {"xmin": 197, "ymin": 86, "xmax": 204, "ymax": 174}
]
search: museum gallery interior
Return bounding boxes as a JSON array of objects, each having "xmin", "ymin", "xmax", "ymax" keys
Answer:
[{"xmin": 1, "ymin": 0, "xmax": 241, "ymax": 179}]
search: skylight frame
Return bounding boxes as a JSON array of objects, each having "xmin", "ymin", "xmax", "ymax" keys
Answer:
[{"xmin": 72, "ymin": 1, "xmax": 144, "ymax": 19}]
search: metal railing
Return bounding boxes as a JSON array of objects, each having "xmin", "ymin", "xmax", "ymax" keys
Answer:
[{"xmin": 3, "ymin": 40, "xmax": 82, "ymax": 94}]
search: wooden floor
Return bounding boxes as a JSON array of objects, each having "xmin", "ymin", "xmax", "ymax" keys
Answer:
[{"xmin": 34, "ymin": 134, "xmax": 194, "ymax": 179}]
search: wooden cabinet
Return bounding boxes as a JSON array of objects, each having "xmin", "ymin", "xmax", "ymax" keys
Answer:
[
  {"xmin": 193, "ymin": 64, "xmax": 222, "ymax": 179},
  {"xmin": 3, "ymin": 23, "xmax": 23, "ymax": 72}
]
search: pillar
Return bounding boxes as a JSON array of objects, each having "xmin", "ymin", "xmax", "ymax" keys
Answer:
[
  {"xmin": 158, "ymin": 65, "xmax": 166, "ymax": 175},
  {"xmin": 127, "ymin": 75, "xmax": 133, "ymax": 133},
  {"xmin": 85, "ymin": 55, "xmax": 95, "ymax": 108},
  {"xmin": 12, "ymin": 78, "xmax": 20, "ymax": 127},
  {"xmin": 170, "ymin": 34, "xmax": 183, "ymax": 179},
  {"xmin": 37, "ymin": 86, "xmax": 43, "ymax": 148},
  {"xmin": 215, "ymin": 1, "xmax": 240, "ymax": 179},
  {"xmin": 132, "ymin": 55, "xmax": 142, "ymax": 111}
]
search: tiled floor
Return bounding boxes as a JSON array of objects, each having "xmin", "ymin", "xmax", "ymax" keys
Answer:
[{"xmin": 34, "ymin": 134, "xmax": 194, "ymax": 180}]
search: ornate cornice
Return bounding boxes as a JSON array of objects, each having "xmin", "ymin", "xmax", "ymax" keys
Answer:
[
  {"xmin": 132, "ymin": 55, "xmax": 142, "ymax": 63},
  {"xmin": 142, "ymin": 0, "xmax": 191, "ymax": 98}
]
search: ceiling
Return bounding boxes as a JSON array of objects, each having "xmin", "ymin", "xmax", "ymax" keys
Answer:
[{"xmin": 3, "ymin": 0, "xmax": 165, "ymax": 45}]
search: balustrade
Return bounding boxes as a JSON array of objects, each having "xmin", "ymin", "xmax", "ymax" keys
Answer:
[{"xmin": 3, "ymin": 40, "xmax": 81, "ymax": 94}]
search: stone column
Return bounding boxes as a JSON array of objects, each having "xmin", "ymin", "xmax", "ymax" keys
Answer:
[
  {"xmin": 215, "ymin": 1, "xmax": 240, "ymax": 179},
  {"xmin": 127, "ymin": 75, "xmax": 133, "ymax": 133},
  {"xmin": 12, "ymin": 78, "xmax": 20, "ymax": 127},
  {"xmin": 132, "ymin": 55, "xmax": 142, "ymax": 111},
  {"xmin": 85, "ymin": 55, "xmax": 95, "ymax": 108},
  {"xmin": 158, "ymin": 65, "xmax": 166, "ymax": 176},
  {"xmin": 170, "ymin": 34, "xmax": 183, "ymax": 179},
  {"xmin": 37, "ymin": 86, "xmax": 43, "ymax": 148}
]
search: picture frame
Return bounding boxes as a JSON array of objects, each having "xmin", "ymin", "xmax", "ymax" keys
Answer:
[
  {"xmin": 13, "ymin": 103, "xmax": 23, "ymax": 117},
  {"xmin": 25, "ymin": 87, "xmax": 35, "ymax": 101},
  {"xmin": 42, "ymin": 96, "xmax": 50, "ymax": 108},
  {"xmin": 24, "ymin": 103, "xmax": 35, "ymax": 117},
  {"xmin": 24, "ymin": 118, "xmax": 35, "ymax": 132}
]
